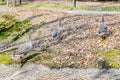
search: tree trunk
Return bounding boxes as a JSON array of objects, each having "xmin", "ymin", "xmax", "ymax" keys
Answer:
[
  {"xmin": 7, "ymin": 0, "xmax": 9, "ymax": 7},
  {"xmin": 19, "ymin": 0, "xmax": 22, "ymax": 4},
  {"xmin": 72, "ymin": 0, "xmax": 76, "ymax": 7},
  {"xmin": 118, "ymin": 0, "xmax": 120, "ymax": 2},
  {"xmin": 13, "ymin": 0, "xmax": 16, "ymax": 7}
]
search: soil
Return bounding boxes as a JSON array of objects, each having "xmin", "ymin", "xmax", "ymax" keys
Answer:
[{"xmin": 0, "ymin": 6, "xmax": 120, "ymax": 80}]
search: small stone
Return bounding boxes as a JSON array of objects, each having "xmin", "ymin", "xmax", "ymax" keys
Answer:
[{"xmin": 107, "ymin": 46, "xmax": 111, "ymax": 49}]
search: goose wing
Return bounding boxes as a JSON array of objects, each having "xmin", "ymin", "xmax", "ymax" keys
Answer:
[
  {"xmin": 97, "ymin": 23, "xmax": 108, "ymax": 35},
  {"xmin": 57, "ymin": 27, "xmax": 62, "ymax": 35},
  {"xmin": 52, "ymin": 29, "xmax": 58, "ymax": 40},
  {"xmin": 14, "ymin": 42, "xmax": 32, "ymax": 56}
]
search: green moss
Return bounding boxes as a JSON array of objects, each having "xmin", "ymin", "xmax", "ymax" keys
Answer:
[
  {"xmin": 98, "ymin": 60, "xmax": 109, "ymax": 68},
  {"xmin": 105, "ymin": 50, "xmax": 116, "ymax": 58},
  {"xmin": 111, "ymin": 62, "xmax": 119, "ymax": 68},
  {"xmin": 75, "ymin": 6, "xmax": 86, "ymax": 10},
  {"xmin": 16, "ymin": 3, "xmax": 120, "ymax": 11},
  {"xmin": 0, "ymin": 55, "xmax": 14, "ymax": 65},
  {"xmin": 62, "ymin": 6, "xmax": 74, "ymax": 10},
  {"xmin": 36, "ymin": 4, "xmax": 55, "ymax": 9},
  {"xmin": 17, "ymin": 3, "xmax": 35, "ymax": 7},
  {"xmin": 0, "ymin": 15, "xmax": 17, "ymax": 32},
  {"xmin": 40, "ymin": 41, "xmax": 50, "ymax": 51},
  {"xmin": 46, "ymin": 62, "xmax": 60, "ymax": 69},
  {"xmin": 28, "ymin": 51, "xmax": 62, "ymax": 68},
  {"xmin": 98, "ymin": 49, "xmax": 120, "ymax": 68},
  {"xmin": 30, "ymin": 52, "xmax": 53, "ymax": 62},
  {"xmin": 17, "ymin": 3, "xmax": 86, "ymax": 10},
  {"xmin": 72, "ymin": 56, "xmax": 79, "ymax": 62},
  {"xmin": 103, "ymin": 60, "xmax": 119, "ymax": 68},
  {"xmin": 40, "ymin": 19, "xmax": 46, "ymax": 25},
  {"xmin": 99, "ymin": 6, "xmax": 120, "ymax": 11},
  {"xmin": 42, "ymin": 53, "xmax": 53, "ymax": 60},
  {"xmin": 0, "ymin": 14, "xmax": 32, "ymax": 41},
  {"xmin": 102, "ymin": 39, "xmax": 108, "ymax": 43},
  {"xmin": 98, "ymin": 50, "xmax": 104, "ymax": 56},
  {"xmin": 0, "ymin": 31, "xmax": 9, "ymax": 39},
  {"xmin": 0, "ymin": 21, "xmax": 4, "ymax": 26},
  {"xmin": 29, "ymin": 52, "xmax": 60, "ymax": 68},
  {"xmin": 1, "ymin": 14, "xmax": 15, "ymax": 21},
  {"xmin": 86, "ymin": 6, "xmax": 120, "ymax": 11},
  {"xmin": 36, "ymin": 4, "xmax": 86, "ymax": 10},
  {"xmin": 98, "ymin": 50, "xmax": 120, "ymax": 58},
  {"xmin": 0, "ymin": 1, "xmax": 6, "ymax": 5}
]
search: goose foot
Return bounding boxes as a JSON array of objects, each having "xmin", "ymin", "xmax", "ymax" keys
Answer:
[
  {"xmin": 20, "ymin": 56, "xmax": 27, "ymax": 63},
  {"xmin": 101, "ymin": 35, "xmax": 107, "ymax": 40}
]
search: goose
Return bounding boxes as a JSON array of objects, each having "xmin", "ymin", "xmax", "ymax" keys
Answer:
[
  {"xmin": 12, "ymin": 29, "xmax": 33, "ymax": 62},
  {"xmin": 97, "ymin": 14, "xmax": 108, "ymax": 39},
  {"xmin": 52, "ymin": 18, "xmax": 63, "ymax": 40}
]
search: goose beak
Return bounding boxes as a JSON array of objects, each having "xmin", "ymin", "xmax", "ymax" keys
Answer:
[
  {"xmin": 11, "ymin": 54, "xmax": 18, "ymax": 60},
  {"xmin": 11, "ymin": 54, "xmax": 21, "ymax": 60}
]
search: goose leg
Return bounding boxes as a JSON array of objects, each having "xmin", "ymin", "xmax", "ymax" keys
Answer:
[
  {"xmin": 57, "ymin": 35, "xmax": 63, "ymax": 42},
  {"xmin": 101, "ymin": 35, "xmax": 106, "ymax": 40},
  {"xmin": 20, "ymin": 56, "xmax": 27, "ymax": 63}
]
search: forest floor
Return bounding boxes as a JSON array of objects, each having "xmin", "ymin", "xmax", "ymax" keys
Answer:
[{"xmin": 0, "ymin": 6, "xmax": 120, "ymax": 80}]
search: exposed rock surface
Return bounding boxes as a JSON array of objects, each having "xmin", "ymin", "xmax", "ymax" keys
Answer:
[{"xmin": 0, "ymin": 64, "xmax": 120, "ymax": 80}]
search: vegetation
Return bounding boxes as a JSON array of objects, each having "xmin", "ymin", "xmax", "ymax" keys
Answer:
[
  {"xmin": 101, "ymin": 39, "xmax": 108, "ymax": 43},
  {"xmin": 0, "ymin": 55, "xmax": 14, "ymax": 65},
  {"xmin": 0, "ymin": 1, "xmax": 6, "ymax": 5},
  {"xmin": 98, "ymin": 49, "xmax": 120, "ymax": 68},
  {"xmin": 98, "ymin": 6, "xmax": 120, "ymax": 11},
  {"xmin": 0, "ymin": 14, "xmax": 32, "ymax": 42},
  {"xmin": 40, "ymin": 19, "xmax": 46, "ymax": 25},
  {"xmin": 17, "ymin": 3, "xmax": 120, "ymax": 11},
  {"xmin": 0, "ymin": 13, "xmax": 120, "ymax": 69},
  {"xmin": 0, "ymin": 1, "xmax": 120, "ymax": 11}
]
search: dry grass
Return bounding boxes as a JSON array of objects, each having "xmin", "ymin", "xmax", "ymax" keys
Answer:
[{"xmin": 0, "ymin": 7, "xmax": 120, "ymax": 68}]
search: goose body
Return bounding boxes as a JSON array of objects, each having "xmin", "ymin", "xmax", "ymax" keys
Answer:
[
  {"xmin": 52, "ymin": 29, "xmax": 59, "ymax": 40},
  {"xmin": 97, "ymin": 15, "xmax": 108, "ymax": 39},
  {"xmin": 12, "ymin": 29, "xmax": 33, "ymax": 61},
  {"xmin": 13, "ymin": 42, "xmax": 32, "ymax": 57},
  {"xmin": 98, "ymin": 22, "xmax": 108, "ymax": 36},
  {"xmin": 52, "ymin": 18, "xmax": 63, "ymax": 40}
]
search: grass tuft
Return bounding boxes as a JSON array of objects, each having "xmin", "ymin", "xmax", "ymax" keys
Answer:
[
  {"xmin": 99, "ymin": 6, "xmax": 120, "ymax": 11},
  {"xmin": 102, "ymin": 39, "xmax": 108, "ymax": 43},
  {"xmin": 0, "ymin": 14, "xmax": 32, "ymax": 42},
  {"xmin": 105, "ymin": 50, "xmax": 116, "ymax": 58},
  {"xmin": 0, "ymin": 1, "xmax": 6, "ymax": 5},
  {"xmin": 40, "ymin": 19, "xmax": 46, "ymax": 25},
  {"xmin": 0, "ymin": 55, "xmax": 14, "ymax": 65},
  {"xmin": 98, "ymin": 49, "xmax": 120, "ymax": 68}
]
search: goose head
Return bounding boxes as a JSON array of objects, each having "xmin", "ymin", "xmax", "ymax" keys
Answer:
[{"xmin": 101, "ymin": 14, "xmax": 104, "ymax": 23}]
